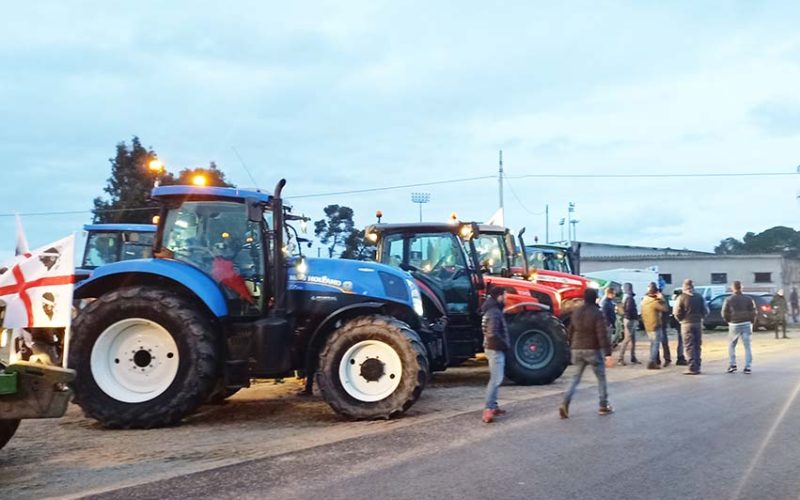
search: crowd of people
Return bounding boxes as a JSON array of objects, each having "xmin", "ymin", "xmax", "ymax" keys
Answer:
[{"xmin": 480, "ymin": 278, "xmax": 794, "ymax": 423}]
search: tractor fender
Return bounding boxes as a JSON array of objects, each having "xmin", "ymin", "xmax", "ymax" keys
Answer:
[
  {"xmin": 504, "ymin": 300, "xmax": 550, "ymax": 316},
  {"xmin": 74, "ymin": 259, "xmax": 228, "ymax": 317},
  {"xmin": 303, "ymin": 301, "xmax": 419, "ymax": 378}
]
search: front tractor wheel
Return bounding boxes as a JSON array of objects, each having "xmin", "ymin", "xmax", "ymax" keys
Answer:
[
  {"xmin": 69, "ymin": 286, "xmax": 219, "ymax": 429},
  {"xmin": 505, "ymin": 312, "xmax": 569, "ymax": 386},
  {"xmin": 316, "ymin": 315, "xmax": 428, "ymax": 420}
]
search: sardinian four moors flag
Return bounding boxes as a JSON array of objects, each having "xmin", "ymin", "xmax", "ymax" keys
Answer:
[{"xmin": 0, "ymin": 234, "xmax": 76, "ymax": 329}]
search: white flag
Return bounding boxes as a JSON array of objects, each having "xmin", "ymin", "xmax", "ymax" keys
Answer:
[
  {"xmin": 485, "ymin": 208, "xmax": 504, "ymax": 226},
  {"xmin": 0, "ymin": 235, "xmax": 75, "ymax": 329}
]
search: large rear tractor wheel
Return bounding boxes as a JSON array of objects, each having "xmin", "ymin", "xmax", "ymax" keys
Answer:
[
  {"xmin": 316, "ymin": 315, "xmax": 428, "ymax": 420},
  {"xmin": 69, "ymin": 286, "xmax": 219, "ymax": 429},
  {"xmin": 0, "ymin": 419, "xmax": 20, "ymax": 450},
  {"xmin": 505, "ymin": 312, "xmax": 569, "ymax": 385}
]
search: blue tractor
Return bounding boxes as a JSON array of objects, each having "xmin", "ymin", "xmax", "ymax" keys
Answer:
[
  {"xmin": 76, "ymin": 223, "xmax": 157, "ymax": 282},
  {"xmin": 69, "ymin": 180, "xmax": 430, "ymax": 428}
]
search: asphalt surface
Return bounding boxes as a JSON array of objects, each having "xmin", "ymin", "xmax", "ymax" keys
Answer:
[{"xmin": 90, "ymin": 342, "xmax": 800, "ymax": 500}]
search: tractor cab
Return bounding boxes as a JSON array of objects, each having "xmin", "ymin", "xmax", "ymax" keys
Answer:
[
  {"xmin": 153, "ymin": 187, "xmax": 270, "ymax": 317},
  {"xmin": 77, "ymin": 224, "xmax": 156, "ymax": 282},
  {"xmin": 366, "ymin": 221, "xmax": 569, "ymax": 385}
]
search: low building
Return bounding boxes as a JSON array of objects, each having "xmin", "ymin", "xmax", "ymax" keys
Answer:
[{"xmin": 577, "ymin": 241, "xmax": 800, "ymax": 295}]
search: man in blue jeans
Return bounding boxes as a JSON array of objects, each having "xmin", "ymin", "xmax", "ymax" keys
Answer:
[
  {"xmin": 723, "ymin": 281, "xmax": 756, "ymax": 374},
  {"xmin": 560, "ymin": 287, "xmax": 614, "ymax": 418},
  {"xmin": 482, "ymin": 286, "xmax": 510, "ymax": 423}
]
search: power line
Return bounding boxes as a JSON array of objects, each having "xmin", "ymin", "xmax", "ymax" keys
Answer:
[
  {"xmin": 1, "ymin": 169, "xmax": 796, "ymax": 218},
  {"xmin": 504, "ymin": 174, "xmax": 545, "ymax": 215}
]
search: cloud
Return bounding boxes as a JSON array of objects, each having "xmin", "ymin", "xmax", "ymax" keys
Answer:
[{"xmin": 750, "ymin": 101, "xmax": 800, "ymax": 137}]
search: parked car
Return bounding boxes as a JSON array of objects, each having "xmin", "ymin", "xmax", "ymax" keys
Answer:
[
  {"xmin": 694, "ymin": 285, "xmax": 727, "ymax": 303},
  {"xmin": 703, "ymin": 293, "xmax": 776, "ymax": 331}
]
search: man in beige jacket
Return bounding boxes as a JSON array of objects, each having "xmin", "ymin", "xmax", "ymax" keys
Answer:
[{"xmin": 641, "ymin": 282, "xmax": 669, "ymax": 370}]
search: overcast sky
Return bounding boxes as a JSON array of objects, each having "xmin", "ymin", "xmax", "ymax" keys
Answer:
[{"xmin": 3, "ymin": 1, "xmax": 800, "ymax": 261}]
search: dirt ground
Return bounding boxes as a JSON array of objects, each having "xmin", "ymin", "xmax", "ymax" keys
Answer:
[{"xmin": 1, "ymin": 329, "xmax": 795, "ymax": 499}]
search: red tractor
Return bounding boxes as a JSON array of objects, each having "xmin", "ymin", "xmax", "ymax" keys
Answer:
[{"xmin": 366, "ymin": 222, "xmax": 569, "ymax": 385}]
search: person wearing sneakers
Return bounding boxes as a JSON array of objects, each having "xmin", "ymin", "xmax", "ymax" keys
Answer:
[
  {"xmin": 560, "ymin": 287, "xmax": 614, "ymax": 418},
  {"xmin": 481, "ymin": 286, "xmax": 510, "ymax": 423},
  {"xmin": 672, "ymin": 279, "xmax": 708, "ymax": 375},
  {"xmin": 641, "ymin": 282, "xmax": 669, "ymax": 370},
  {"xmin": 723, "ymin": 281, "xmax": 756, "ymax": 374},
  {"xmin": 771, "ymin": 290, "xmax": 789, "ymax": 339},
  {"xmin": 617, "ymin": 282, "xmax": 641, "ymax": 365}
]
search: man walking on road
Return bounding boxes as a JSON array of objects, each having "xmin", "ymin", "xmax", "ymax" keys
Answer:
[
  {"xmin": 790, "ymin": 287, "xmax": 799, "ymax": 324},
  {"xmin": 481, "ymin": 286, "xmax": 510, "ymax": 423},
  {"xmin": 673, "ymin": 279, "xmax": 708, "ymax": 375},
  {"xmin": 641, "ymin": 282, "xmax": 669, "ymax": 370},
  {"xmin": 560, "ymin": 287, "xmax": 614, "ymax": 418},
  {"xmin": 772, "ymin": 290, "xmax": 789, "ymax": 339},
  {"xmin": 617, "ymin": 282, "xmax": 641, "ymax": 365},
  {"xmin": 723, "ymin": 281, "xmax": 756, "ymax": 374}
]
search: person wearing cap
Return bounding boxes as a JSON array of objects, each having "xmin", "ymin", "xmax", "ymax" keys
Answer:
[
  {"xmin": 771, "ymin": 289, "xmax": 789, "ymax": 339},
  {"xmin": 641, "ymin": 282, "xmax": 669, "ymax": 370},
  {"xmin": 481, "ymin": 286, "xmax": 510, "ymax": 424},
  {"xmin": 672, "ymin": 279, "xmax": 708, "ymax": 375},
  {"xmin": 722, "ymin": 281, "xmax": 756, "ymax": 374},
  {"xmin": 560, "ymin": 287, "xmax": 614, "ymax": 418},
  {"xmin": 617, "ymin": 282, "xmax": 641, "ymax": 365}
]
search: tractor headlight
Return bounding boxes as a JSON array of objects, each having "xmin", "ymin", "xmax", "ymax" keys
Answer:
[{"xmin": 407, "ymin": 279, "xmax": 424, "ymax": 317}]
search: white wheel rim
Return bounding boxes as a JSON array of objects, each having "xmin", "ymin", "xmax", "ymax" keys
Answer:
[
  {"xmin": 90, "ymin": 318, "xmax": 180, "ymax": 403},
  {"xmin": 338, "ymin": 340, "xmax": 403, "ymax": 402}
]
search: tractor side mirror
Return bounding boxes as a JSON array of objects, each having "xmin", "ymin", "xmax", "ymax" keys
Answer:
[{"xmin": 246, "ymin": 198, "xmax": 263, "ymax": 223}]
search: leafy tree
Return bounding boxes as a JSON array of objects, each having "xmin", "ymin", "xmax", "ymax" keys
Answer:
[
  {"xmin": 92, "ymin": 137, "xmax": 171, "ymax": 223},
  {"xmin": 714, "ymin": 226, "xmax": 800, "ymax": 255},
  {"xmin": 93, "ymin": 138, "xmax": 235, "ymax": 224},
  {"xmin": 341, "ymin": 228, "xmax": 376, "ymax": 260},
  {"xmin": 314, "ymin": 205, "xmax": 356, "ymax": 258},
  {"xmin": 172, "ymin": 162, "xmax": 234, "ymax": 187}
]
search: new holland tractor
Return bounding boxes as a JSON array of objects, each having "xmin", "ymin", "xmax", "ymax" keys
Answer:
[
  {"xmin": 365, "ymin": 222, "xmax": 569, "ymax": 385},
  {"xmin": 76, "ymin": 223, "xmax": 157, "ymax": 282},
  {"xmin": 69, "ymin": 181, "xmax": 430, "ymax": 428}
]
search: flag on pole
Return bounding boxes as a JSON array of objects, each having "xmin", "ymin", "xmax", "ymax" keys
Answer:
[
  {"xmin": 0, "ymin": 235, "xmax": 76, "ymax": 329},
  {"xmin": 485, "ymin": 208, "xmax": 504, "ymax": 226},
  {"xmin": 15, "ymin": 214, "xmax": 29, "ymax": 256}
]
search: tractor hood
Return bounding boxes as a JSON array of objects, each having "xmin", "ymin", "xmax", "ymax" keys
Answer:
[
  {"xmin": 288, "ymin": 258, "xmax": 421, "ymax": 311},
  {"xmin": 531, "ymin": 269, "xmax": 590, "ymax": 289}
]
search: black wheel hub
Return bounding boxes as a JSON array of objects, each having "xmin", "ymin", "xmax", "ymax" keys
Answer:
[
  {"xmin": 133, "ymin": 349, "xmax": 153, "ymax": 368},
  {"xmin": 515, "ymin": 330, "xmax": 555, "ymax": 370},
  {"xmin": 359, "ymin": 358, "xmax": 385, "ymax": 382}
]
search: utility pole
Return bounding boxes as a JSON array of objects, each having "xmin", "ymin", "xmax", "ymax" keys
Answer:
[
  {"xmin": 545, "ymin": 204, "xmax": 549, "ymax": 243},
  {"xmin": 498, "ymin": 150, "xmax": 504, "ymax": 213}
]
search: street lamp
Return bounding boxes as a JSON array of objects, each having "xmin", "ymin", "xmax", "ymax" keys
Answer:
[{"xmin": 411, "ymin": 192, "xmax": 431, "ymax": 222}]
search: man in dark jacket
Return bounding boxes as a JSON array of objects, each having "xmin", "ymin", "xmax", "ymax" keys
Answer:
[
  {"xmin": 790, "ymin": 288, "xmax": 799, "ymax": 323},
  {"xmin": 481, "ymin": 286, "xmax": 510, "ymax": 423},
  {"xmin": 672, "ymin": 279, "xmax": 708, "ymax": 375},
  {"xmin": 560, "ymin": 287, "xmax": 614, "ymax": 418},
  {"xmin": 617, "ymin": 282, "xmax": 640, "ymax": 365},
  {"xmin": 771, "ymin": 289, "xmax": 789, "ymax": 339},
  {"xmin": 723, "ymin": 281, "xmax": 756, "ymax": 374},
  {"xmin": 599, "ymin": 287, "xmax": 618, "ymax": 345}
]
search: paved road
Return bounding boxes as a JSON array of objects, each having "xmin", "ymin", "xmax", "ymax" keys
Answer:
[{"xmin": 92, "ymin": 343, "xmax": 800, "ymax": 500}]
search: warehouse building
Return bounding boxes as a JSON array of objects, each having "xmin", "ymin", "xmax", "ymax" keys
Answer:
[{"xmin": 577, "ymin": 242, "xmax": 800, "ymax": 295}]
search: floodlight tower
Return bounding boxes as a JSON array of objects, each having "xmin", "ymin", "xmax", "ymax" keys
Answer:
[{"xmin": 411, "ymin": 192, "xmax": 431, "ymax": 222}]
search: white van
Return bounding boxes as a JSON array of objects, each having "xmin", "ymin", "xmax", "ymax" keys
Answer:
[
  {"xmin": 693, "ymin": 285, "xmax": 727, "ymax": 303},
  {"xmin": 582, "ymin": 268, "xmax": 659, "ymax": 309}
]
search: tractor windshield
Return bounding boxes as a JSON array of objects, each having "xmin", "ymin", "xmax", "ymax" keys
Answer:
[
  {"xmin": 161, "ymin": 200, "xmax": 265, "ymax": 314},
  {"xmin": 528, "ymin": 249, "xmax": 572, "ymax": 273},
  {"xmin": 83, "ymin": 231, "xmax": 155, "ymax": 269},
  {"xmin": 471, "ymin": 234, "xmax": 509, "ymax": 275}
]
